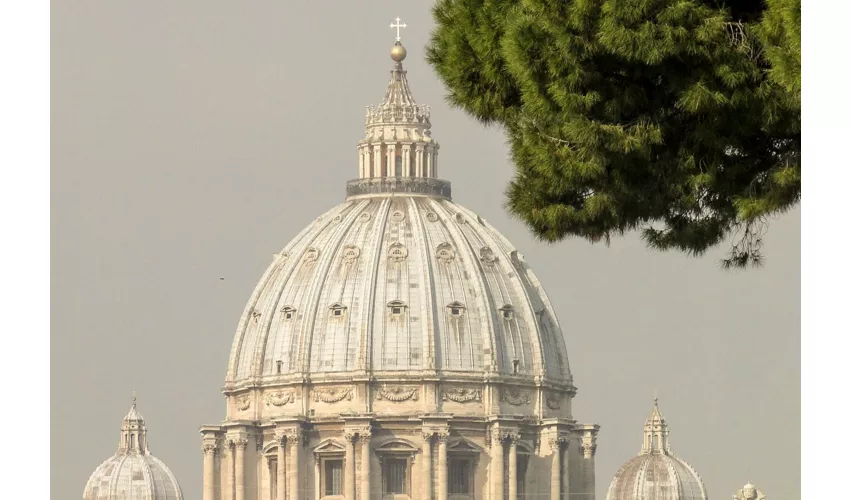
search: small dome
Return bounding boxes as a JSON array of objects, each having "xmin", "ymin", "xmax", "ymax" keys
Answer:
[
  {"xmin": 83, "ymin": 400, "xmax": 183, "ymax": 500},
  {"xmin": 606, "ymin": 400, "xmax": 707, "ymax": 500}
]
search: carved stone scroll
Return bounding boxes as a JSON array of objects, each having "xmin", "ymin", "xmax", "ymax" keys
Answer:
[
  {"xmin": 501, "ymin": 388, "xmax": 531, "ymax": 406},
  {"xmin": 376, "ymin": 385, "xmax": 419, "ymax": 402},
  {"xmin": 265, "ymin": 390, "xmax": 296, "ymax": 407},
  {"xmin": 312, "ymin": 387, "xmax": 353, "ymax": 403},
  {"xmin": 442, "ymin": 387, "xmax": 482, "ymax": 403}
]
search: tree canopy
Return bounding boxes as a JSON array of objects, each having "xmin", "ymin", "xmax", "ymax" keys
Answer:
[{"xmin": 427, "ymin": 0, "xmax": 800, "ymax": 268}]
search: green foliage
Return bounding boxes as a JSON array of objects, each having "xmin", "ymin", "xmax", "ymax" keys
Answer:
[{"xmin": 427, "ymin": 0, "xmax": 800, "ymax": 268}]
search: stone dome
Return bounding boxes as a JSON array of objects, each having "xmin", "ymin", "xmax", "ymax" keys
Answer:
[
  {"xmin": 223, "ymin": 42, "xmax": 573, "ymax": 400},
  {"xmin": 84, "ymin": 401, "xmax": 183, "ymax": 500},
  {"xmin": 225, "ymin": 196, "xmax": 571, "ymax": 384},
  {"xmin": 606, "ymin": 400, "xmax": 708, "ymax": 500}
]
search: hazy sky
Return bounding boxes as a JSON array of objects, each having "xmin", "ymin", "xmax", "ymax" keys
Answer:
[{"xmin": 51, "ymin": 1, "xmax": 800, "ymax": 499}]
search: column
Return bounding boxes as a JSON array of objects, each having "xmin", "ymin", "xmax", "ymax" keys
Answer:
[
  {"xmin": 432, "ymin": 148, "xmax": 439, "ymax": 178},
  {"xmin": 402, "ymin": 145, "xmax": 411, "ymax": 177},
  {"xmin": 361, "ymin": 432, "xmax": 371, "ymax": 500},
  {"xmin": 364, "ymin": 147, "xmax": 372, "ymax": 178},
  {"xmin": 289, "ymin": 432, "xmax": 300, "ymax": 500},
  {"xmin": 421, "ymin": 432, "xmax": 433, "ymax": 500},
  {"xmin": 508, "ymin": 438, "xmax": 517, "ymax": 500},
  {"xmin": 491, "ymin": 433, "xmax": 504, "ymax": 500},
  {"xmin": 372, "ymin": 144, "xmax": 382, "ymax": 177},
  {"xmin": 313, "ymin": 457, "xmax": 321, "ymax": 500},
  {"xmin": 359, "ymin": 149, "xmax": 365, "ymax": 178},
  {"xmin": 388, "ymin": 144, "xmax": 397, "ymax": 177},
  {"xmin": 344, "ymin": 433, "xmax": 356, "ymax": 500},
  {"xmin": 437, "ymin": 432, "xmax": 449, "ymax": 500},
  {"xmin": 550, "ymin": 438, "xmax": 561, "ymax": 500},
  {"xmin": 234, "ymin": 439, "xmax": 248, "ymax": 500},
  {"xmin": 276, "ymin": 437, "xmax": 286, "ymax": 500},
  {"xmin": 203, "ymin": 444, "xmax": 216, "ymax": 500},
  {"xmin": 414, "ymin": 145, "xmax": 423, "ymax": 178}
]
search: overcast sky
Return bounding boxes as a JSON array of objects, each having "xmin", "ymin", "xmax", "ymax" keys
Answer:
[{"xmin": 52, "ymin": 1, "xmax": 799, "ymax": 498}]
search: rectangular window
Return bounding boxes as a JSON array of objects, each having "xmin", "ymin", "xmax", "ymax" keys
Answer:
[
  {"xmin": 324, "ymin": 459, "xmax": 343, "ymax": 496},
  {"xmin": 385, "ymin": 458, "xmax": 408, "ymax": 494},
  {"xmin": 448, "ymin": 458, "xmax": 471, "ymax": 494}
]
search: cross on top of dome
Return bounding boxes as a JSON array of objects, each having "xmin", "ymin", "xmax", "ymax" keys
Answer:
[{"xmin": 390, "ymin": 17, "xmax": 407, "ymax": 42}]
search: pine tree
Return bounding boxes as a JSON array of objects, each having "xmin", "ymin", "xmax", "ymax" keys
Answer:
[{"xmin": 427, "ymin": 0, "xmax": 800, "ymax": 268}]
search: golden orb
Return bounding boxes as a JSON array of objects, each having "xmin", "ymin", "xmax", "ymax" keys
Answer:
[{"xmin": 390, "ymin": 43, "xmax": 407, "ymax": 62}]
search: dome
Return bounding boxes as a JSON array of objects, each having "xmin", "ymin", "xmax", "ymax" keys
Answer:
[
  {"xmin": 224, "ymin": 39, "xmax": 572, "ymax": 394},
  {"xmin": 84, "ymin": 400, "xmax": 183, "ymax": 500},
  {"xmin": 225, "ymin": 196, "xmax": 571, "ymax": 384},
  {"xmin": 606, "ymin": 400, "xmax": 708, "ymax": 500}
]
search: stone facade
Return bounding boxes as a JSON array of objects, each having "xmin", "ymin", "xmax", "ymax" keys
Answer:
[{"xmin": 200, "ymin": 30, "xmax": 600, "ymax": 500}]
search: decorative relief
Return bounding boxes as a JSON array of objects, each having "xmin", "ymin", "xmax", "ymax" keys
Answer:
[
  {"xmin": 388, "ymin": 242, "xmax": 408, "ymax": 263},
  {"xmin": 303, "ymin": 248, "xmax": 320, "ymax": 264},
  {"xmin": 202, "ymin": 443, "xmax": 217, "ymax": 456},
  {"xmin": 265, "ymin": 390, "xmax": 296, "ymax": 407},
  {"xmin": 455, "ymin": 213, "xmax": 465, "ymax": 224},
  {"xmin": 500, "ymin": 388, "xmax": 531, "ymax": 406},
  {"xmin": 313, "ymin": 387, "xmax": 353, "ymax": 403},
  {"xmin": 358, "ymin": 212, "xmax": 372, "ymax": 222},
  {"xmin": 390, "ymin": 210, "xmax": 406, "ymax": 222},
  {"xmin": 376, "ymin": 385, "xmax": 419, "ymax": 402},
  {"xmin": 436, "ymin": 243, "xmax": 455, "ymax": 263},
  {"xmin": 479, "ymin": 246, "xmax": 497, "ymax": 264},
  {"xmin": 250, "ymin": 309, "xmax": 262, "ymax": 323},
  {"xmin": 235, "ymin": 396, "xmax": 251, "ymax": 411},
  {"xmin": 341, "ymin": 245, "xmax": 360, "ymax": 264},
  {"xmin": 545, "ymin": 392, "xmax": 562, "ymax": 410},
  {"xmin": 426, "ymin": 212, "xmax": 439, "ymax": 222},
  {"xmin": 332, "ymin": 214, "xmax": 343, "ymax": 224},
  {"xmin": 442, "ymin": 387, "xmax": 482, "ymax": 403}
]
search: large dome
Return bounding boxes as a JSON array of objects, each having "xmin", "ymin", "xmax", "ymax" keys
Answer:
[
  {"xmin": 200, "ymin": 34, "xmax": 600, "ymax": 500},
  {"xmin": 84, "ymin": 401, "xmax": 183, "ymax": 500},
  {"xmin": 225, "ymin": 195, "xmax": 571, "ymax": 385},
  {"xmin": 606, "ymin": 401, "xmax": 708, "ymax": 500},
  {"xmin": 223, "ymin": 41, "xmax": 572, "ymax": 396}
]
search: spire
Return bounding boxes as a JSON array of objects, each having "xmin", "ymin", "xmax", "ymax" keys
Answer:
[
  {"xmin": 119, "ymin": 394, "xmax": 150, "ymax": 455},
  {"xmin": 640, "ymin": 396, "xmax": 671, "ymax": 455},
  {"xmin": 349, "ymin": 17, "xmax": 447, "ymax": 199}
]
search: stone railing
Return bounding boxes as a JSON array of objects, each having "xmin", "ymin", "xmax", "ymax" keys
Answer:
[{"xmin": 345, "ymin": 177, "xmax": 452, "ymax": 199}]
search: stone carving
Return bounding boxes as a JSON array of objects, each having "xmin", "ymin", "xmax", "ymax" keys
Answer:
[
  {"xmin": 436, "ymin": 243, "xmax": 455, "ymax": 263},
  {"xmin": 501, "ymin": 388, "xmax": 531, "ymax": 406},
  {"xmin": 435, "ymin": 431, "xmax": 450, "ymax": 443},
  {"xmin": 313, "ymin": 387, "xmax": 353, "ymax": 403},
  {"xmin": 734, "ymin": 484, "xmax": 766, "ymax": 500},
  {"xmin": 250, "ymin": 309, "xmax": 262, "ymax": 323},
  {"xmin": 390, "ymin": 210, "xmax": 405, "ymax": 222},
  {"xmin": 376, "ymin": 385, "xmax": 419, "ymax": 402},
  {"xmin": 235, "ymin": 396, "xmax": 251, "ymax": 411},
  {"xmin": 442, "ymin": 387, "xmax": 482, "ymax": 403},
  {"xmin": 332, "ymin": 214, "xmax": 343, "ymax": 224},
  {"xmin": 233, "ymin": 439, "xmax": 249, "ymax": 450},
  {"xmin": 455, "ymin": 213, "xmax": 465, "ymax": 224},
  {"xmin": 303, "ymin": 248, "xmax": 320, "ymax": 264},
  {"xmin": 341, "ymin": 245, "xmax": 360, "ymax": 264},
  {"xmin": 479, "ymin": 246, "xmax": 497, "ymax": 264},
  {"xmin": 426, "ymin": 212, "xmax": 439, "ymax": 222},
  {"xmin": 358, "ymin": 212, "xmax": 372, "ymax": 222},
  {"xmin": 546, "ymin": 392, "xmax": 562, "ymax": 410},
  {"xmin": 265, "ymin": 390, "xmax": 296, "ymax": 407},
  {"xmin": 388, "ymin": 242, "xmax": 408, "ymax": 263},
  {"xmin": 202, "ymin": 443, "xmax": 217, "ymax": 456}
]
